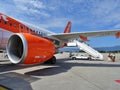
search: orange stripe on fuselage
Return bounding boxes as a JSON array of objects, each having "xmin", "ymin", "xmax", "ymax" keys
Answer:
[
  {"xmin": 0, "ymin": 13, "xmax": 35, "ymax": 34},
  {"xmin": 0, "ymin": 13, "xmax": 36, "ymax": 49}
]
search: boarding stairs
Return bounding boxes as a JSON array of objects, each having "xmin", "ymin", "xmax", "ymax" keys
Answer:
[{"xmin": 74, "ymin": 40, "xmax": 103, "ymax": 60}]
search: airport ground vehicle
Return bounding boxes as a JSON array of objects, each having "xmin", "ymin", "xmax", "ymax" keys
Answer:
[
  {"xmin": 70, "ymin": 53, "xmax": 98, "ymax": 60},
  {"xmin": 71, "ymin": 54, "xmax": 89, "ymax": 60}
]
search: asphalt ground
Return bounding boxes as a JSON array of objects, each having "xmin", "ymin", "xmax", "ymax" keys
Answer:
[{"xmin": 0, "ymin": 52, "xmax": 120, "ymax": 90}]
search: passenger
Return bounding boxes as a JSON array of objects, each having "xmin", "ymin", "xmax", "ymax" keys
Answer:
[
  {"xmin": 108, "ymin": 53, "xmax": 115, "ymax": 62},
  {"xmin": 112, "ymin": 53, "xmax": 115, "ymax": 62},
  {"xmin": 69, "ymin": 52, "xmax": 73, "ymax": 57},
  {"xmin": 88, "ymin": 55, "xmax": 92, "ymax": 60}
]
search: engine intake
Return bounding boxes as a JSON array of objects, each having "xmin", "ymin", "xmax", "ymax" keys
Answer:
[
  {"xmin": 7, "ymin": 33, "xmax": 28, "ymax": 64},
  {"xmin": 7, "ymin": 33, "xmax": 55, "ymax": 64}
]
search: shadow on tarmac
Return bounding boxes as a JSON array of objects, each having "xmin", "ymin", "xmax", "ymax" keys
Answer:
[
  {"xmin": 0, "ymin": 58, "xmax": 120, "ymax": 89},
  {"xmin": 24, "ymin": 58, "xmax": 120, "ymax": 76},
  {"xmin": 0, "ymin": 72, "xmax": 39, "ymax": 90},
  {"xmin": 1, "ymin": 58, "xmax": 120, "ymax": 73},
  {"xmin": 0, "ymin": 62, "xmax": 45, "ymax": 72}
]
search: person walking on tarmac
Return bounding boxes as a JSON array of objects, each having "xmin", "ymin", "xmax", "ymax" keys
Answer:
[
  {"xmin": 108, "ymin": 53, "xmax": 115, "ymax": 62},
  {"xmin": 112, "ymin": 53, "xmax": 115, "ymax": 62}
]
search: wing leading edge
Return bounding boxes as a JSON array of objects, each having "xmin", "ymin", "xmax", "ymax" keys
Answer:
[{"xmin": 51, "ymin": 29, "xmax": 120, "ymax": 41}]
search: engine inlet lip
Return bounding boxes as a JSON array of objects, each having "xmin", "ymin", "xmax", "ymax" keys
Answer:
[{"xmin": 7, "ymin": 33, "xmax": 28, "ymax": 64}]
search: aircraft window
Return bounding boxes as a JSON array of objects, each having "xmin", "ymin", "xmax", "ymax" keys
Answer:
[
  {"xmin": 33, "ymin": 30, "xmax": 35, "ymax": 33},
  {"xmin": 4, "ymin": 21, "xmax": 7, "ymax": 24},
  {"xmin": 30, "ymin": 29, "xmax": 32, "ymax": 32},
  {"xmin": 27, "ymin": 27, "xmax": 29, "ymax": 31},
  {"xmin": 21, "ymin": 26, "xmax": 23, "ymax": 29},
  {"xmin": 10, "ymin": 23, "xmax": 12, "ymax": 26}
]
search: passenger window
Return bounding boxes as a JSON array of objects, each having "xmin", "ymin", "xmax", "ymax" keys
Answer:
[
  {"xmin": 30, "ymin": 29, "xmax": 32, "ymax": 33},
  {"xmin": 21, "ymin": 26, "xmax": 23, "ymax": 29},
  {"xmin": 10, "ymin": 23, "xmax": 12, "ymax": 26},
  {"xmin": 27, "ymin": 27, "xmax": 29, "ymax": 31},
  {"xmin": 4, "ymin": 21, "xmax": 7, "ymax": 24},
  {"xmin": 33, "ymin": 30, "xmax": 35, "ymax": 33}
]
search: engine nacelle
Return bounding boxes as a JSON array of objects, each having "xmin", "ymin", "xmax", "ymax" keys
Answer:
[{"xmin": 7, "ymin": 33, "xmax": 55, "ymax": 64}]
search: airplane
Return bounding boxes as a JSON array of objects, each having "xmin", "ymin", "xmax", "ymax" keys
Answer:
[{"xmin": 0, "ymin": 13, "xmax": 120, "ymax": 65}]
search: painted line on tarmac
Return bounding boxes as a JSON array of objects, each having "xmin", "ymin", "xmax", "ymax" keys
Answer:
[
  {"xmin": 115, "ymin": 80, "xmax": 120, "ymax": 83},
  {"xmin": 0, "ymin": 85, "xmax": 12, "ymax": 90}
]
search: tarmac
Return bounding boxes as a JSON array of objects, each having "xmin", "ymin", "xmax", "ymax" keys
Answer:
[{"xmin": 0, "ymin": 52, "xmax": 120, "ymax": 90}]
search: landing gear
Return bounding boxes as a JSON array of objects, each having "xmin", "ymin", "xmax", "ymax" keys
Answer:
[{"xmin": 44, "ymin": 56, "xmax": 56, "ymax": 64}]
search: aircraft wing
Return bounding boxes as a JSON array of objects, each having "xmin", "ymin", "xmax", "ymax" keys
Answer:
[{"xmin": 51, "ymin": 29, "xmax": 120, "ymax": 41}]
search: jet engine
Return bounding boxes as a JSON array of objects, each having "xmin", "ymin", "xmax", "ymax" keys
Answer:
[{"xmin": 7, "ymin": 33, "xmax": 55, "ymax": 64}]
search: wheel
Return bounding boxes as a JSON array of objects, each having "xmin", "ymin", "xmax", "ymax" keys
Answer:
[
  {"xmin": 44, "ymin": 56, "xmax": 56, "ymax": 64},
  {"xmin": 50, "ymin": 56, "xmax": 56, "ymax": 64},
  {"xmin": 72, "ymin": 57, "xmax": 76, "ymax": 60}
]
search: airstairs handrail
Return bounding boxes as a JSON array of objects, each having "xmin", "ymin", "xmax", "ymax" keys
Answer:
[{"xmin": 74, "ymin": 40, "xmax": 103, "ymax": 60}]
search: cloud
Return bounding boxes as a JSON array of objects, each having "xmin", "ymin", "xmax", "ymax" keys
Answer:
[
  {"xmin": 85, "ymin": 0, "xmax": 120, "ymax": 27},
  {"xmin": 13, "ymin": 0, "xmax": 50, "ymax": 17},
  {"xmin": 1, "ymin": 0, "xmax": 120, "ymax": 31},
  {"xmin": 0, "ymin": 0, "xmax": 120, "ymax": 47},
  {"xmin": 114, "ymin": 24, "xmax": 120, "ymax": 28},
  {"xmin": 13, "ymin": 0, "xmax": 46, "ymax": 9},
  {"xmin": 29, "ymin": 0, "xmax": 46, "ymax": 9},
  {"xmin": 39, "ymin": 18, "xmax": 69, "ymax": 28},
  {"xmin": 63, "ymin": 0, "xmax": 120, "ymax": 30}
]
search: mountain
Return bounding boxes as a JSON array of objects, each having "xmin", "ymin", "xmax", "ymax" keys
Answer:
[{"xmin": 95, "ymin": 45, "xmax": 120, "ymax": 51}]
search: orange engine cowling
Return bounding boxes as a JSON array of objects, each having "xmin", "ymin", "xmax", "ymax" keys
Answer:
[{"xmin": 7, "ymin": 33, "xmax": 55, "ymax": 64}]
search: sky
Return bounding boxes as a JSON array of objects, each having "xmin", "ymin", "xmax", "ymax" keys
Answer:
[{"xmin": 0, "ymin": 0, "xmax": 120, "ymax": 47}]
